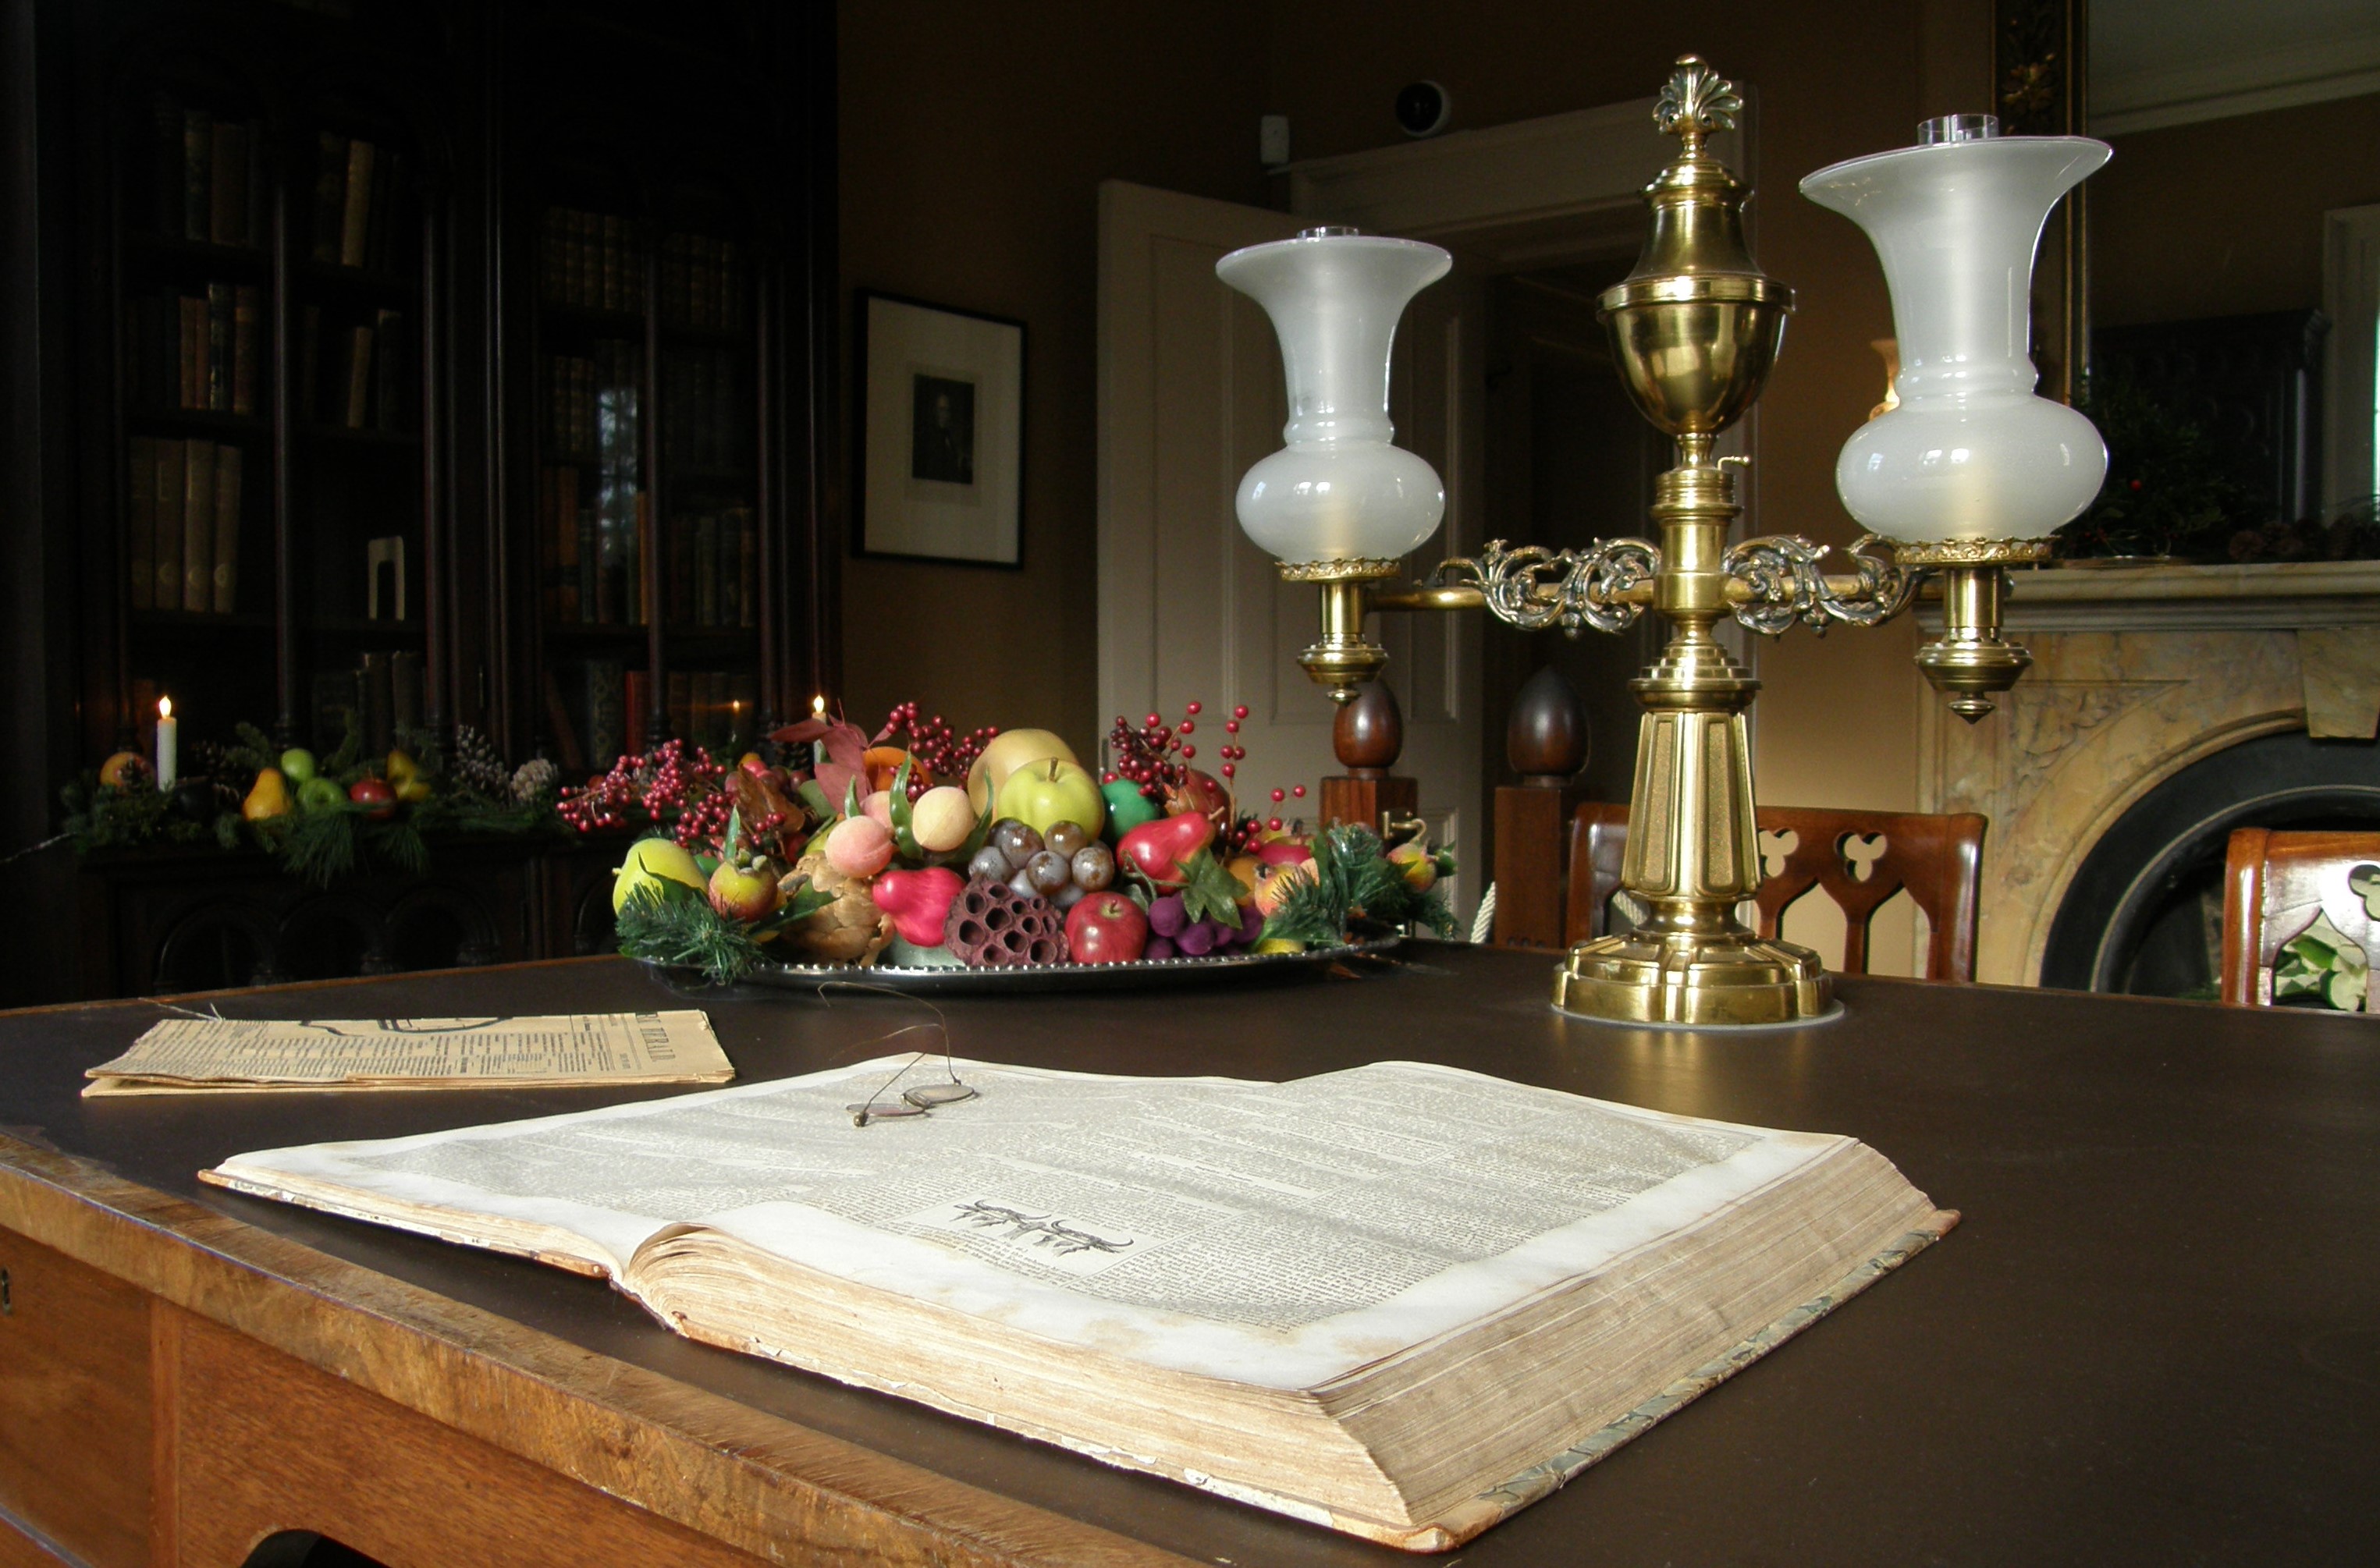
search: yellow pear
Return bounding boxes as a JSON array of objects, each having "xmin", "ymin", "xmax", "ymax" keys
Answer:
[
  {"xmin": 242, "ymin": 768, "xmax": 291, "ymax": 821},
  {"xmin": 613, "ymin": 837, "xmax": 709, "ymax": 913}
]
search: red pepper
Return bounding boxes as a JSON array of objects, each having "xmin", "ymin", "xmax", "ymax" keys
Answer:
[{"xmin": 1117, "ymin": 812, "xmax": 1215, "ymax": 887}]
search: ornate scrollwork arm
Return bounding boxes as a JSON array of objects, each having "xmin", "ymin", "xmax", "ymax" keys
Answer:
[
  {"xmin": 1724, "ymin": 532, "xmax": 1916, "ymax": 635},
  {"xmin": 1433, "ymin": 537, "xmax": 1663, "ymax": 637}
]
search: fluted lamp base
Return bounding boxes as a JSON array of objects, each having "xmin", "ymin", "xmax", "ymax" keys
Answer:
[{"xmin": 1555, "ymin": 931, "xmax": 1833, "ymax": 1025}]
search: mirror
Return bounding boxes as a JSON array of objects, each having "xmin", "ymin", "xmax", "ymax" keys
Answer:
[{"xmin": 2072, "ymin": 0, "xmax": 2380, "ymax": 561}]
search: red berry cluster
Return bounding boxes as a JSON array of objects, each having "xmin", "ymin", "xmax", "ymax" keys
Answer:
[
  {"xmin": 1103, "ymin": 705, "xmax": 1198, "ymax": 800},
  {"xmin": 559, "ymin": 739, "xmax": 735, "ymax": 852},
  {"xmin": 880, "ymin": 701, "xmax": 996, "ymax": 797}
]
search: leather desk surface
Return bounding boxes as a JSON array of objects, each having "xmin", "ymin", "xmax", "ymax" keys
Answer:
[{"xmin": 2, "ymin": 946, "xmax": 2375, "ymax": 1563}]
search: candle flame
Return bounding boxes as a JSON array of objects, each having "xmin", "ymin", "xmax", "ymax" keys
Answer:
[
  {"xmin": 158, "ymin": 696, "xmax": 172, "ymax": 719},
  {"xmin": 811, "ymin": 694, "xmax": 826, "ymax": 717}
]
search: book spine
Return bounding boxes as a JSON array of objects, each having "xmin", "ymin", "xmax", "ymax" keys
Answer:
[
  {"xmin": 211, "ymin": 444, "xmax": 243, "ymax": 613},
  {"xmin": 299, "ymin": 304, "xmax": 321, "ymax": 424},
  {"xmin": 209, "ymin": 119, "xmax": 247, "ymax": 247},
  {"xmin": 600, "ymin": 213, "xmax": 621, "ymax": 312},
  {"xmin": 556, "ymin": 466, "xmax": 581, "ymax": 623},
  {"xmin": 154, "ymin": 439, "xmax": 185, "ymax": 610},
  {"xmin": 182, "ymin": 108, "xmax": 211, "ymax": 243},
  {"xmin": 374, "ymin": 309, "xmax": 403, "ymax": 433},
  {"xmin": 542, "ymin": 669, "xmax": 586, "ymax": 773},
  {"xmin": 206, "ymin": 283, "xmax": 232, "ymax": 412},
  {"xmin": 345, "ymin": 325, "xmax": 374, "ymax": 429},
  {"xmin": 152, "ymin": 94, "xmax": 183, "ymax": 238},
  {"xmin": 244, "ymin": 119, "xmax": 266, "ymax": 250},
  {"xmin": 182, "ymin": 438, "xmax": 215, "ymax": 613},
  {"xmin": 668, "ymin": 514, "xmax": 692, "ymax": 626},
  {"xmin": 368, "ymin": 150, "xmax": 399, "ymax": 275},
  {"xmin": 623, "ymin": 670, "xmax": 649, "ymax": 759},
  {"xmin": 737, "ymin": 508, "xmax": 756, "ymax": 628},
  {"xmin": 177, "ymin": 294, "xmax": 201, "ymax": 410},
  {"xmin": 391, "ymin": 650, "xmax": 423, "ymax": 736},
  {"xmin": 695, "ymin": 513, "xmax": 717, "ymax": 627},
  {"xmin": 312, "ymin": 133, "xmax": 347, "ymax": 265},
  {"xmin": 587, "ymin": 659, "xmax": 625, "ymax": 768},
  {"xmin": 340, "ymin": 139, "xmax": 375, "ymax": 268},
  {"xmin": 577, "ymin": 495, "xmax": 598, "ymax": 625},
  {"xmin": 231, "ymin": 286, "xmax": 261, "ymax": 417},
  {"xmin": 666, "ymin": 670, "xmax": 691, "ymax": 744},
  {"xmin": 128, "ymin": 438, "xmax": 156, "ymax": 612}
]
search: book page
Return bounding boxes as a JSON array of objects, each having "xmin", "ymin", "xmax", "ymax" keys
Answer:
[
  {"xmin": 89, "ymin": 1010, "xmax": 731, "ymax": 1095},
  {"xmin": 210, "ymin": 1056, "xmax": 1853, "ymax": 1385}
]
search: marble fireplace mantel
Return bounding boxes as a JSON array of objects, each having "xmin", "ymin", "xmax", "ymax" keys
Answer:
[{"xmin": 1918, "ymin": 561, "xmax": 2380, "ymax": 986}]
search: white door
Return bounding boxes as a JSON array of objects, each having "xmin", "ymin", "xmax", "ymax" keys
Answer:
[{"xmin": 1096, "ymin": 180, "xmax": 1484, "ymax": 921}]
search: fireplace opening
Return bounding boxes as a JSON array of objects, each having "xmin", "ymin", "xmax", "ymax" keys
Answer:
[{"xmin": 2040, "ymin": 731, "xmax": 2380, "ymax": 998}]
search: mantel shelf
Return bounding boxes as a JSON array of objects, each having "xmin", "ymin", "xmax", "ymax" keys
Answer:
[{"xmin": 1937, "ymin": 559, "xmax": 2380, "ymax": 632}]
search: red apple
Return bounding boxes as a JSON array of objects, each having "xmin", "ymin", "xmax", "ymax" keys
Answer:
[
  {"xmin": 347, "ymin": 777, "xmax": 396, "ymax": 820},
  {"xmin": 1065, "ymin": 892, "xmax": 1149, "ymax": 964}
]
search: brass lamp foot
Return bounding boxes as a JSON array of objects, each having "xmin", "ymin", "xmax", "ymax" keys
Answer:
[{"xmin": 1554, "ymin": 930, "xmax": 1832, "ymax": 1025}]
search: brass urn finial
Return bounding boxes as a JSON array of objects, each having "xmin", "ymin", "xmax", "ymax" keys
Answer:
[{"xmin": 1654, "ymin": 55, "xmax": 1742, "ymax": 154}]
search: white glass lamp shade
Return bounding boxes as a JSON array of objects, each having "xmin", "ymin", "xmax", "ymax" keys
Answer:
[
  {"xmin": 1801, "ymin": 124, "xmax": 2110, "ymax": 545},
  {"xmin": 1215, "ymin": 230, "xmax": 1452, "ymax": 566}
]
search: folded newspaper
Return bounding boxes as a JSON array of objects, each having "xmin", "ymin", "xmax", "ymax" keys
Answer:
[
  {"xmin": 86, "ymin": 1011, "xmax": 731, "ymax": 1095},
  {"xmin": 204, "ymin": 1055, "xmax": 1952, "ymax": 1549}
]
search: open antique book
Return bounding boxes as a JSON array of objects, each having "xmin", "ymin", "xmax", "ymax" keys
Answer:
[{"xmin": 204, "ymin": 1056, "xmax": 1952, "ymax": 1550}]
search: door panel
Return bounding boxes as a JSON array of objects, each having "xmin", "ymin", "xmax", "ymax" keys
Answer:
[{"xmin": 1098, "ymin": 182, "xmax": 1483, "ymax": 918}]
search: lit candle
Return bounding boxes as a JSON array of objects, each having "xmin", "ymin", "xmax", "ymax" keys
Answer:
[
  {"xmin": 155, "ymin": 697, "xmax": 177, "ymax": 791},
  {"xmin": 729, "ymin": 699, "xmax": 743, "ymax": 750},
  {"xmin": 810, "ymin": 694, "xmax": 827, "ymax": 768}
]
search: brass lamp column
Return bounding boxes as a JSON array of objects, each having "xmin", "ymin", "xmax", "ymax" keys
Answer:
[
  {"xmin": 1218, "ymin": 55, "xmax": 2110, "ymax": 1030},
  {"xmin": 1557, "ymin": 58, "xmax": 1824, "ymax": 1024}
]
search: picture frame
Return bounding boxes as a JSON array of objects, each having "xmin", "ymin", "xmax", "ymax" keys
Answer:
[{"xmin": 854, "ymin": 290, "xmax": 1026, "ymax": 568}]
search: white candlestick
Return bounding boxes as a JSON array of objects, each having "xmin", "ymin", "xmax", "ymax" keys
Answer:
[{"xmin": 155, "ymin": 697, "xmax": 178, "ymax": 791}]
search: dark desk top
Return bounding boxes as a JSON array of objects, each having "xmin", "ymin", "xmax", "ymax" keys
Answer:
[{"xmin": 4, "ymin": 947, "xmax": 2376, "ymax": 1563}]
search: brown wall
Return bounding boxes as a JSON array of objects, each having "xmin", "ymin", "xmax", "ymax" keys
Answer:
[
  {"xmin": 837, "ymin": 2, "xmax": 1993, "ymax": 886},
  {"xmin": 837, "ymin": 2, "xmax": 1266, "ymax": 754},
  {"xmin": 2094, "ymin": 92, "xmax": 2380, "ymax": 328},
  {"xmin": 1256, "ymin": 1, "xmax": 1991, "ymax": 829}
]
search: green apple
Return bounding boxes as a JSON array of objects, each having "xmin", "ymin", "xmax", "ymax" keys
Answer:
[
  {"xmin": 1101, "ymin": 779, "xmax": 1161, "ymax": 837},
  {"xmin": 966, "ymin": 728, "xmax": 1078, "ymax": 814},
  {"xmin": 995, "ymin": 757, "xmax": 1105, "ymax": 840},
  {"xmin": 297, "ymin": 775, "xmax": 346, "ymax": 813},
  {"xmin": 279, "ymin": 747, "xmax": 318, "ymax": 783}
]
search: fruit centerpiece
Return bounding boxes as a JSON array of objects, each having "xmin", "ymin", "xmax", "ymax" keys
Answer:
[
  {"xmin": 55, "ymin": 719, "xmax": 565, "ymax": 885},
  {"xmin": 598, "ymin": 701, "xmax": 1456, "ymax": 988}
]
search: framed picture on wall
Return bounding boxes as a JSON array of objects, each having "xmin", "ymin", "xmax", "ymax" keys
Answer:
[{"xmin": 855, "ymin": 291, "xmax": 1026, "ymax": 567}]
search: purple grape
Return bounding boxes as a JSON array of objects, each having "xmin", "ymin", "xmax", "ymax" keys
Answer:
[
  {"xmin": 1147, "ymin": 894, "xmax": 1188, "ymax": 938},
  {"xmin": 1176, "ymin": 921, "xmax": 1218, "ymax": 957},
  {"xmin": 1025, "ymin": 850, "xmax": 1071, "ymax": 895},
  {"xmin": 1144, "ymin": 937, "xmax": 1178, "ymax": 961},
  {"xmin": 1224, "ymin": 906, "xmax": 1261, "ymax": 945}
]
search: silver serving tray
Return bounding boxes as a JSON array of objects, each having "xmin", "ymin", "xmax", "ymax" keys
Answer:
[{"xmin": 652, "ymin": 936, "xmax": 1403, "ymax": 995}]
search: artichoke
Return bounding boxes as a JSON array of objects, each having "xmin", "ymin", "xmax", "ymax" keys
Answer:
[{"xmin": 780, "ymin": 849, "xmax": 892, "ymax": 964}]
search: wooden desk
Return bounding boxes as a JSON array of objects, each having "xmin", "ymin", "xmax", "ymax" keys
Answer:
[{"xmin": 2, "ymin": 949, "xmax": 2375, "ymax": 1565}]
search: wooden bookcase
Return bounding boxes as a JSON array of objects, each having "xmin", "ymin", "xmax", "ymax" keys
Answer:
[{"xmin": 0, "ymin": 0, "xmax": 840, "ymax": 1002}]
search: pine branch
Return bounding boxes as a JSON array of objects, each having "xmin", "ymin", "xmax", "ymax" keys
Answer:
[{"xmin": 615, "ymin": 885, "xmax": 771, "ymax": 986}]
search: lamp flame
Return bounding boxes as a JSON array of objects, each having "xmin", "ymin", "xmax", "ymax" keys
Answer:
[{"xmin": 158, "ymin": 696, "xmax": 172, "ymax": 720}]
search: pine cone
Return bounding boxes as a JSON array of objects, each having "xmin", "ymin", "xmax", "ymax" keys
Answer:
[
  {"xmin": 782, "ymin": 850, "xmax": 893, "ymax": 965},
  {"xmin": 944, "ymin": 874, "xmax": 1067, "ymax": 967},
  {"xmin": 511, "ymin": 757, "xmax": 559, "ymax": 804},
  {"xmin": 452, "ymin": 725, "xmax": 513, "ymax": 795}
]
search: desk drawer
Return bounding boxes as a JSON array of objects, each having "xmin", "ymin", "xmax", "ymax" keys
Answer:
[{"xmin": 0, "ymin": 1226, "xmax": 151, "ymax": 1568}]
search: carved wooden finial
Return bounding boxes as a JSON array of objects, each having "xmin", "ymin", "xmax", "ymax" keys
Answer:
[
  {"xmin": 1506, "ymin": 665, "xmax": 1590, "ymax": 784},
  {"xmin": 1333, "ymin": 680, "xmax": 1403, "ymax": 779}
]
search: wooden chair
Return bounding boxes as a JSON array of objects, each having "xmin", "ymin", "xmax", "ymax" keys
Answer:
[
  {"xmin": 2220, "ymin": 828, "xmax": 2380, "ymax": 1008},
  {"xmin": 1554, "ymin": 802, "xmax": 1987, "ymax": 981}
]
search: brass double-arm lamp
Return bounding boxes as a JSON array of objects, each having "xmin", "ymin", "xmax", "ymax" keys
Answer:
[{"xmin": 1218, "ymin": 58, "xmax": 2110, "ymax": 1027}]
